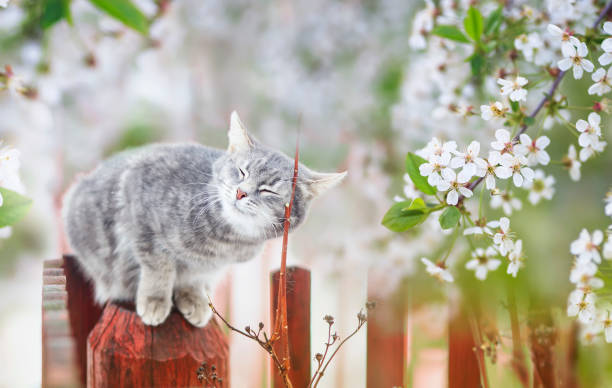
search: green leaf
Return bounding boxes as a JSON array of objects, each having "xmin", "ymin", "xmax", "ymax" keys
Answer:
[
  {"xmin": 382, "ymin": 199, "xmax": 429, "ymax": 232},
  {"xmin": 469, "ymin": 53, "xmax": 485, "ymax": 77},
  {"xmin": 439, "ymin": 206, "xmax": 461, "ymax": 230},
  {"xmin": 0, "ymin": 188, "xmax": 32, "ymax": 228},
  {"xmin": 405, "ymin": 152, "xmax": 438, "ymax": 195},
  {"xmin": 510, "ymin": 100, "xmax": 519, "ymax": 112},
  {"xmin": 431, "ymin": 25, "xmax": 470, "ymax": 43},
  {"xmin": 41, "ymin": 0, "xmax": 72, "ymax": 29},
  {"xmin": 88, "ymin": 0, "xmax": 149, "ymax": 34},
  {"xmin": 484, "ymin": 7, "xmax": 503, "ymax": 36},
  {"xmin": 464, "ymin": 7, "xmax": 484, "ymax": 42}
]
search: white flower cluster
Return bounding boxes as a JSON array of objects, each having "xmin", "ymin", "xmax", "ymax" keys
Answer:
[
  {"xmin": 417, "ymin": 126, "xmax": 553, "ymax": 208},
  {"xmin": 548, "ymin": 24, "xmax": 594, "ymax": 79},
  {"xmin": 0, "ymin": 141, "xmax": 23, "ymax": 238},
  {"xmin": 419, "ymin": 216, "xmax": 526, "ymax": 283},
  {"xmin": 567, "ymin": 191, "xmax": 612, "ymax": 343}
]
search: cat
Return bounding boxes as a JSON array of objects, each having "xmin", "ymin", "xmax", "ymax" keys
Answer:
[{"xmin": 62, "ymin": 111, "xmax": 346, "ymax": 327}]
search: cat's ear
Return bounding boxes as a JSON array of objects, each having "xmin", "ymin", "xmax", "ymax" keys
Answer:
[
  {"xmin": 302, "ymin": 169, "xmax": 347, "ymax": 198},
  {"xmin": 228, "ymin": 111, "xmax": 254, "ymax": 153}
]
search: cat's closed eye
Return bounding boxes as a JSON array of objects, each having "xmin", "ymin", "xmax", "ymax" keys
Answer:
[
  {"xmin": 259, "ymin": 186, "xmax": 278, "ymax": 195},
  {"xmin": 238, "ymin": 167, "xmax": 247, "ymax": 179}
]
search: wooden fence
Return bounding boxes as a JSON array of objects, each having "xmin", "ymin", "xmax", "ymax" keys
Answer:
[{"xmin": 42, "ymin": 255, "xmax": 482, "ymax": 387}]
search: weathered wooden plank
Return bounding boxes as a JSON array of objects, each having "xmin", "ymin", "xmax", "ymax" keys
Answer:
[{"xmin": 87, "ymin": 303, "xmax": 229, "ymax": 387}]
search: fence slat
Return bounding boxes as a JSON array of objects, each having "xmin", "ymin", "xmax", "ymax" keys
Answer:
[
  {"xmin": 366, "ymin": 290, "xmax": 406, "ymax": 388},
  {"xmin": 448, "ymin": 297, "xmax": 481, "ymax": 388},
  {"xmin": 87, "ymin": 303, "xmax": 229, "ymax": 387},
  {"xmin": 42, "ymin": 259, "xmax": 79, "ymax": 388},
  {"xmin": 270, "ymin": 266, "xmax": 311, "ymax": 388}
]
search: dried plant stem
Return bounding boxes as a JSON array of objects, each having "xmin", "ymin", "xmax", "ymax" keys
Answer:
[
  {"xmin": 507, "ymin": 285, "xmax": 529, "ymax": 388},
  {"xmin": 467, "ymin": 310, "xmax": 490, "ymax": 388},
  {"xmin": 270, "ymin": 139, "xmax": 300, "ymax": 387},
  {"xmin": 310, "ymin": 319, "xmax": 367, "ymax": 388},
  {"xmin": 309, "ymin": 324, "xmax": 334, "ymax": 387},
  {"xmin": 208, "ymin": 301, "xmax": 288, "ymax": 383}
]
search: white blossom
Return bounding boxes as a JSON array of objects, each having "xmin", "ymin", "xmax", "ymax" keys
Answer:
[
  {"xmin": 408, "ymin": 0, "xmax": 436, "ymax": 49},
  {"xmin": 465, "ymin": 247, "xmax": 501, "ymax": 280},
  {"xmin": 490, "ymin": 190, "xmax": 522, "ymax": 216},
  {"xmin": 579, "ymin": 138, "xmax": 607, "ymax": 161},
  {"xmin": 523, "ymin": 170, "xmax": 555, "ymax": 205},
  {"xmin": 564, "ymin": 144, "xmax": 582, "ymax": 181},
  {"xmin": 588, "ymin": 67, "xmax": 612, "ymax": 96},
  {"xmin": 497, "ymin": 76, "xmax": 528, "ymax": 102},
  {"xmin": 489, "ymin": 217, "xmax": 514, "ymax": 256},
  {"xmin": 437, "ymin": 168, "xmax": 472, "ymax": 206},
  {"xmin": 515, "ymin": 134, "xmax": 551, "ymax": 166},
  {"xmin": 599, "ymin": 21, "xmax": 612, "ymax": 65},
  {"xmin": 567, "ymin": 289, "xmax": 596, "ymax": 324},
  {"xmin": 464, "ymin": 223, "xmax": 493, "ymax": 236},
  {"xmin": 490, "ymin": 129, "xmax": 514, "ymax": 154},
  {"xmin": 558, "ymin": 42, "xmax": 594, "ymax": 79},
  {"xmin": 450, "ymin": 141, "xmax": 486, "ymax": 181},
  {"xmin": 0, "ymin": 141, "xmax": 23, "ymax": 206},
  {"xmin": 500, "ymin": 153, "xmax": 534, "ymax": 187},
  {"xmin": 571, "ymin": 229, "xmax": 604, "ymax": 264},
  {"xmin": 547, "ymin": 24, "xmax": 580, "ymax": 57},
  {"xmin": 419, "ymin": 154, "xmax": 450, "ymax": 187},
  {"xmin": 481, "ymin": 151, "xmax": 512, "ymax": 190},
  {"xmin": 480, "ymin": 101, "xmax": 507, "ymax": 121},
  {"xmin": 421, "ymin": 137, "xmax": 458, "ymax": 161},
  {"xmin": 0, "ymin": 0, "xmax": 9, "ymax": 8},
  {"xmin": 594, "ymin": 311, "xmax": 612, "ymax": 343},
  {"xmin": 507, "ymin": 239, "xmax": 524, "ymax": 277},
  {"xmin": 570, "ymin": 261, "xmax": 603, "ymax": 290},
  {"xmin": 605, "ymin": 191, "xmax": 612, "ymax": 217},
  {"xmin": 514, "ymin": 32, "xmax": 543, "ymax": 62},
  {"xmin": 576, "ymin": 112, "xmax": 602, "ymax": 148},
  {"xmin": 421, "ymin": 257, "xmax": 454, "ymax": 283}
]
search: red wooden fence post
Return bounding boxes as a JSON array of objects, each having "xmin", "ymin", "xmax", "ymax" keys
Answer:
[
  {"xmin": 63, "ymin": 255, "xmax": 104, "ymax": 386},
  {"xmin": 87, "ymin": 303, "xmax": 229, "ymax": 387},
  {"xmin": 448, "ymin": 296, "xmax": 481, "ymax": 388},
  {"xmin": 366, "ymin": 287, "xmax": 407, "ymax": 388},
  {"xmin": 270, "ymin": 266, "xmax": 311, "ymax": 388}
]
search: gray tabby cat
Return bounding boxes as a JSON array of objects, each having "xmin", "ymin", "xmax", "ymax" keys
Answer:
[{"xmin": 62, "ymin": 112, "xmax": 345, "ymax": 327}]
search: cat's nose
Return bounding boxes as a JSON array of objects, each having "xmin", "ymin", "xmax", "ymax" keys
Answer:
[{"xmin": 236, "ymin": 188, "xmax": 248, "ymax": 200}]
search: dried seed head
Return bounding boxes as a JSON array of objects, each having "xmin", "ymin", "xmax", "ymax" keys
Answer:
[
  {"xmin": 365, "ymin": 301, "xmax": 376, "ymax": 310},
  {"xmin": 323, "ymin": 315, "xmax": 335, "ymax": 325},
  {"xmin": 315, "ymin": 353, "xmax": 323, "ymax": 361},
  {"xmin": 357, "ymin": 310, "xmax": 367, "ymax": 322},
  {"xmin": 259, "ymin": 322, "xmax": 264, "ymax": 330},
  {"xmin": 245, "ymin": 325, "xmax": 251, "ymax": 333}
]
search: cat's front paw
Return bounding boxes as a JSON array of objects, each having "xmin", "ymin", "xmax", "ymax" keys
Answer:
[
  {"xmin": 136, "ymin": 296, "xmax": 172, "ymax": 326},
  {"xmin": 174, "ymin": 289, "xmax": 212, "ymax": 328}
]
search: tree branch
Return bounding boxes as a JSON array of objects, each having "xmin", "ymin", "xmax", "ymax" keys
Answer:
[{"xmin": 460, "ymin": 0, "xmax": 612, "ymax": 200}]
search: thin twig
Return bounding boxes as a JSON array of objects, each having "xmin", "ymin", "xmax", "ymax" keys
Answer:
[
  {"xmin": 311, "ymin": 316, "xmax": 367, "ymax": 388},
  {"xmin": 467, "ymin": 309, "xmax": 490, "ymax": 388},
  {"xmin": 507, "ymin": 284, "xmax": 529, "ymax": 388}
]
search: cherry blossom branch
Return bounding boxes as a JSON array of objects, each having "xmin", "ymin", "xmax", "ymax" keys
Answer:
[{"xmin": 460, "ymin": 0, "xmax": 612, "ymax": 200}]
